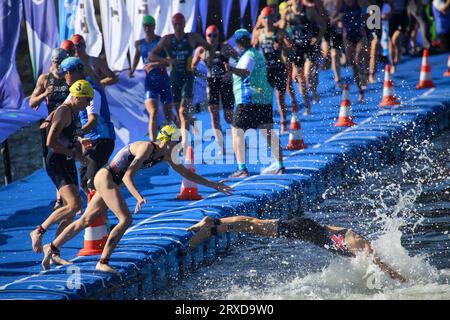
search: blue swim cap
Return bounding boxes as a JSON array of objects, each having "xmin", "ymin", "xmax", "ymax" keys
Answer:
[
  {"xmin": 234, "ymin": 28, "xmax": 251, "ymax": 41},
  {"xmin": 59, "ymin": 57, "xmax": 84, "ymax": 74}
]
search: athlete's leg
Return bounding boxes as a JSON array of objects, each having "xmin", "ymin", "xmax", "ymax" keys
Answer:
[
  {"xmin": 369, "ymin": 35, "xmax": 379, "ymax": 83},
  {"xmin": 355, "ymin": 37, "xmax": 368, "ymax": 102},
  {"xmin": 286, "ymin": 62, "xmax": 299, "ymax": 111},
  {"xmin": 276, "ymin": 89, "xmax": 288, "ymax": 134},
  {"xmin": 294, "ymin": 64, "xmax": 310, "ymax": 115},
  {"xmin": 331, "ymin": 48, "xmax": 342, "ymax": 85},
  {"xmin": 232, "ymin": 126, "xmax": 246, "ymax": 166},
  {"xmin": 259, "ymin": 123, "xmax": 282, "ymax": 164},
  {"xmin": 41, "ymin": 189, "xmax": 107, "ymax": 269},
  {"xmin": 31, "ymin": 184, "xmax": 81, "ymax": 253},
  {"xmin": 145, "ymin": 98, "xmax": 159, "ymax": 142}
]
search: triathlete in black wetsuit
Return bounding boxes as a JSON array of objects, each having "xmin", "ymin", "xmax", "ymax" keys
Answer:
[
  {"xmin": 192, "ymin": 25, "xmax": 238, "ymax": 153},
  {"xmin": 253, "ymin": 6, "xmax": 291, "ymax": 133},
  {"xmin": 41, "ymin": 125, "xmax": 233, "ymax": 275},
  {"xmin": 187, "ymin": 214, "xmax": 407, "ymax": 282},
  {"xmin": 30, "ymin": 80, "xmax": 94, "ymax": 255}
]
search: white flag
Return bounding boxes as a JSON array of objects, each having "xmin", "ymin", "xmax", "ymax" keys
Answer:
[
  {"xmin": 74, "ymin": 0, "xmax": 103, "ymax": 57},
  {"xmin": 100, "ymin": 0, "xmax": 133, "ymax": 71},
  {"xmin": 126, "ymin": 0, "xmax": 150, "ymax": 70},
  {"xmin": 154, "ymin": 0, "xmax": 197, "ymax": 36}
]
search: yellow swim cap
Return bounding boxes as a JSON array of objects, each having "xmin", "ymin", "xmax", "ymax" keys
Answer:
[
  {"xmin": 157, "ymin": 124, "xmax": 180, "ymax": 142},
  {"xmin": 69, "ymin": 80, "xmax": 94, "ymax": 99},
  {"xmin": 279, "ymin": 2, "xmax": 289, "ymax": 15}
]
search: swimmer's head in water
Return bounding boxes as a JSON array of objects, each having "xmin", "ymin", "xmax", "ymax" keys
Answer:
[
  {"xmin": 157, "ymin": 124, "xmax": 181, "ymax": 143},
  {"xmin": 70, "ymin": 80, "xmax": 94, "ymax": 99}
]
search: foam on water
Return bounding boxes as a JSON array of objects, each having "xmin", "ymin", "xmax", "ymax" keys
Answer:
[{"xmin": 221, "ymin": 136, "xmax": 450, "ymax": 300}]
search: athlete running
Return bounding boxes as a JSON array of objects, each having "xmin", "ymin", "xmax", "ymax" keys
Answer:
[
  {"xmin": 30, "ymin": 48, "xmax": 70, "ymax": 212},
  {"xmin": 71, "ymin": 34, "xmax": 118, "ymax": 87},
  {"xmin": 388, "ymin": 0, "xmax": 408, "ymax": 73},
  {"xmin": 227, "ymin": 29, "xmax": 285, "ymax": 178},
  {"xmin": 280, "ymin": 0, "xmax": 326, "ymax": 115},
  {"xmin": 253, "ymin": 6, "xmax": 292, "ymax": 134},
  {"xmin": 187, "ymin": 215, "xmax": 407, "ymax": 283},
  {"xmin": 323, "ymin": 0, "xmax": 344, "ymax": 88},
  {"xmin": 41, "ymin": 125, "xmax": 233, "ymax": 274},
  {"xmin": 191, "ymin": 25, "xmax": 239, "ymax": 153},
  {"xmin": 335, "ymin": 0, "xmax": 370, "ymax": 102},
  {"xmin": 129, "ymin": 15, "xmax": 178, "ymax": 141},
  {"xmin": 58, "ymin": 58, "xmax": 116, "ymax": 198},
  {"xmin": 149, "ymin": 13, "xmax": 211, "ymax": 150},
  {"xmin": 30, "ymin": 80, "xmax": 93, "ymax": 257}
]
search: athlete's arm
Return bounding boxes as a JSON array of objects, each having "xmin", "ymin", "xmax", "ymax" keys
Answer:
[
  {"xmin": 168, "ymin": 160, "xmax": 233, "ymax": 195},
  {"xmin": 149, "ymin": 36, "xmax": 175, "ymax": 66},
  {"xmin": 29, "ymin": 74, "xmax": 49, "ymax": 110},
  {"xmin": 341, "ymin": 229, "xmax": 407, "ymax": 282},
  {"xmin": 251, "ymin": 29, "xmax": 261, "ymax": 48},
  {"xmin": 46, "ymin": 107, "xmax": 76, "ymax": 157},
  {"xmin": 191, "ymin": 46, "xmax": 205, "ymax": 71},
  {"xmin": 97, "ymin": 58, "xmax": 118, "ymax": 86},
  {"xmin": 279, "ymin": 29, "xmax": 293, "ymax": 49},
  {"xmin": 222, "ymin": 43, "xmax": 239, "ymax": 60},
  {"xmin": 122, "ymin": 143, "xmax": 153, "ymax": 213},
  {"xmin": 129, "ymin": 40, "xmax": 141, "ymax": 78}
]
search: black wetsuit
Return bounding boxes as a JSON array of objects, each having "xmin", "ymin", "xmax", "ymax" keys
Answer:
[
  {"xmin": 205, "ymin": 44, "xmax": 234, "ymax": 110},
  {"xmin": 260, "ymin": 29, "xmax": 288, "ymax": 92},
  {"xmin": 104, "ymin": 142, "xmax": 164, "ymax": 186},
  {"xmin": 288, "ymin": 7, "xmax": 321, "ymax": 68},
  {"xmin": 277, "ymin": 216, "xmax": 354, "ymax": 257},
  {"xmin": 45, "ymin": 105, "xmax": 82, "ymax": 189},
  {"xmin": 45, "ymin": 73, "xmax": 70, "ymax": 114}
]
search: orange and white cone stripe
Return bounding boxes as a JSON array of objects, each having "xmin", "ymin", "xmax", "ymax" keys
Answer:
[
  {"xmin": 335, "ymin": 84, "xmax": 356, "ymax": 127},
  {"xmin": 176, "ymin": 146, "xmax": 203, "ymax": 200},
  {"xmin": 444, "ymin": 55, "xmax": 450, "ymax": 77},
  {"xmin": 286, "ymin": 112, "xmax": 307, "ymax": 150},
  {"xmin": 416, "ymin": 49, "xmax": 436, "ymax": 89},
  {"xmin": 77, "ymin": 190, "xmax": 109, "ymax": 256},
  {"xmin": 380, "ymin": 65, "xmax": 400, "ymax": 107}
]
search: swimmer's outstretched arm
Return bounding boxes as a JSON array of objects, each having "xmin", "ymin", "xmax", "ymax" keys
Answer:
[
  {"xmin": 187, "ymin": 216, "xmax": 278, "ymax": 249},
  {"xmin": 341, "ymin": 229, "xmax": 407, "ymax": 283}
]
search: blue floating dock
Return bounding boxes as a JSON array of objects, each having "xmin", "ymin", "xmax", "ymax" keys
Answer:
[{"xmin": 0, "ymin": 53, "xmax": 449, "ymax": 299}]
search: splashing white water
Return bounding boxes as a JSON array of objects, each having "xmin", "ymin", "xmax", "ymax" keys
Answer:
[{"xmin": 223, "ymin": 138, "xmax": 450, "ymax": 300}]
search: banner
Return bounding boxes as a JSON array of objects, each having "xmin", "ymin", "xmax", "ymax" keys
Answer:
[
  {"xmin": 221, "ymin": 0, "xmax": 233, "ymax": 38},
  {"xmin": 250, "ymin": 0, "xmax": 260, "ymax": 27},
  {"xmin": 126, "ymin": 0, "xmax": 150, "ymax": 71},
  {"xmin": 24, "ymin": 0, "xmax": 59, "ymax": 81},
  {"xmin": 150, "ymin": 0, "xmax": 197, "ymax": 36},
  {"xmin": 198, "ymin": 0, "xmax": 208, "ymax": 34},
  {"xmin": 100, "ymin": 0, "xmax": 132, "ymax": 71},
  {"xmin": 240, "ymin": 0, "xmax": 249, "ymax": 28},
  {"xmin": 0, "ymin": 1, "xmax": 23, "ymax": 110},
  {"xmin": 74, "ymin": 0, "xmax": 103, "ymax": 57},
  {"xmin": 58, "ymin": 0, "xmax": 79, "ymax": 44}
]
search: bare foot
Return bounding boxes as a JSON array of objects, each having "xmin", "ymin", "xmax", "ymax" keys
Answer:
[
  {"xmin": 186, "ymin": 216, "xmax": 216, "ymax": 249},
  {"xmin": 41, "ymin": 244, "xmax": 53, "ymax": 270},
  {"xmin": 368, "ymin": 75, "xmax": 376, "ymax": 84},
  {"xmin": 96, "ymin": 262, "xmax": 120, "ymax": 276},
  {"xmin": 390, "ymin": 65, "xmax": 396, "ymax": 74},
  {"xmin": 358, "ymin": 92, "xmax": 365, "ymax": 104},
  {"xmin": 303, "ymin": 107, "xmax": 311, "ymax": 116},
  {"xmin": 51, "ymin": 254, "xmax": 72, "ymax": 266},
  {"xmin": 30, "ymin": 230, "xmax": 43, "ymax": 253},
  {"xmin": 312, "ymin": 92, "xmax": 320, "ymax": 103}
]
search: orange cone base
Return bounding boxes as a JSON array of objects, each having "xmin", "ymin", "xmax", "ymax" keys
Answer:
[
  {"xmin": 286, "ymin": 140, "xmax": 307, "ymax": 150},
  {"xmin": 335, "ymin": 119, "xmax": 357, "ymax": 127},
  {"xmin": 77, "ymin": 237, "xmax": 108, "ymax": 256},
  {"xmin": 416, "ymin": 81, "xmax": 435, "ymax": 89},
  {"xmin": 379, "ymin": 96, "xmax": 400, "ymax": 107},
  {"xmin": 444, "ymin": 71, "xmax": 450, "ymax": 77},
  {"xmin": 176, "ymin": 188, "xmax": 203, "ymax": 200}
]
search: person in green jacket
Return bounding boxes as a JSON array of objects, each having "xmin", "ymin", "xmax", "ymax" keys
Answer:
[{"xmin": 226, "ymin": 29, "xmax": 285, "ymax": 178}]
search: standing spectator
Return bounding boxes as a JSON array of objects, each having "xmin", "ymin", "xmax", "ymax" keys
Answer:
[{"xmin": 227, "ymin": 29, "xmax": 285, "ymax": 178}]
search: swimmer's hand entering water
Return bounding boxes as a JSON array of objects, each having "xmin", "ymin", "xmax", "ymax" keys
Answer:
[{"xmin": 372, "ymin": 256, "xmax": 407, "ymax": 283}]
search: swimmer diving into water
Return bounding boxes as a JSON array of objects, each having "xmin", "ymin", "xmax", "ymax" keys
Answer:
[{"xmin": 187, "ymin": 215, "xmax": 407, "ymax": 283}]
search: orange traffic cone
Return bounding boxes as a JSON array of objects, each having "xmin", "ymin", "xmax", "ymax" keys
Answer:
[
  {"xmin": 77, "ymin": 190, "xmax": 109, "ymax": 256},
  {"xmin": 335, "ymin": 84, "xmax": 356, "ymax": 127},
  {"xmin": 176, "ymin": 146, "xmax": 203, "ymax": 200},
  {"xmin": 416, "ymin": 49, "xmax": 436, "ymax": 89},
  {"xmin": 444, "ymin": 55, "xmax": 450, "ymax": 77},
  {"xmin": 286, "ymin": 107, "xmax": 307, "ymax": 150},
  {"xmin": 379, "ymin": 65, "xmax": 400, "ymax": 107}
]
